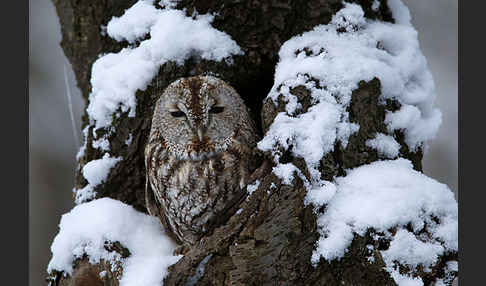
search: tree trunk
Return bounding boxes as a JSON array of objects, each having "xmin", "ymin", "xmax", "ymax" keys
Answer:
[{"xmin": 48, "ymin": 1, "xmax": 454, "ymax": 285}]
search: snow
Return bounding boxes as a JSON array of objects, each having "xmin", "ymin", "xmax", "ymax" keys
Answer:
[
  {"xmin": 92, "ymin": 137, "xmax": 110, "ymax": 151},
  {"xmin": 331, "ymin": 3, "xmax": 366, "ymax": 32},
  {"xmin": 447, "ymin": 261, "xmax": 458, "ymax": 272},
  {"xmin": 76, "ymin": 126, "xmax": 89, "ymax": 161},
  {"xmin": 388, "ymin": 0, "xmax": 412, "ymax": 25},
  {"xmin": 272, "ymin": 163, "xmax": 302, "ymax": 185},
  {"xmin": 74, "ymin": 186, "xmax": 97, "ymax": 205},
  {"xmin": 82, "ymin": 154, "xmax": 121, "ymax": 186},
  {"xmin": 433, "ymin": 261, "xmax": 458, "ymax": 286},
  {"xmin": 385, "ymin": 105, "xmax": 442, "ymax": 151},
  {"xmin": 258, "ymin": 1, "xmax": 441, "ymax": 180},
  {"xmin": 125, "ymin": 134, "xmax": 133, "ymax": 146},
  {"xmin": 247, "ymin": 180, "xmax": 260, "ymax": 196},
  {"xmin": 48, "ymin": 198, "xmax": 181, "ymax": 286},
  {"xmin": 308, "ymin": 159, "xmax": 457, "ymax": 284},
  {"xmin": 366, "ymin": 133, "xmax": 400, "ymax": 158},
  {"xmin": 366, "ymin": 244, "xmax": 375, "ymax": 263},
  {"xmin": 89, "ymin": 1, "xmax": 243, "ymax": 130},
  {"xmin": 372, "ymin": 0, "xmax": 380, "ymax": 12},
  {"xmin": 159, "ymin": 0, "xmax": 179, "ymax": 9},
  {"xmin": 107, "ymin": 0, "xmax": 159, "ymax": 44},
  {"xmin": 260, "ymin": 100, "xmax": 342, "ymax": 175},
  {"xmin": 388, "ymin": 271, "xmax": 423, "ymax": 286},
  {"xmin": 76, "ymin": 144, "xmax": 86, "ymax": 161},
  {"xmin": 382, "ymin": 229, "xmax": 444, "ymax": 270},
  {"xmin": 75, "ymin": 154, "xmax": 122, "ymax": 204},
  {"xmin": 304, "ymin": 180, "xmax": 337, "ymax": 207}
]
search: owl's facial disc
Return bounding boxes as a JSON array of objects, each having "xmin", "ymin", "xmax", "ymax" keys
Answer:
[
  {"xmin": 155, "ymin": 76, "xmax": 247, "ymax": 161},
  {"xmin": 162, "ymin": 101, "xmax": 222, "ymax": 161}
]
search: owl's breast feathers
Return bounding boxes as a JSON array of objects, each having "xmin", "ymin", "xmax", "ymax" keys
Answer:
[{"xmin": 145, "ymin": 136, "xmax": 251, "ymax": 245}]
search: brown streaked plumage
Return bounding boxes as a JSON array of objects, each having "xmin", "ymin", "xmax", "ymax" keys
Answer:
[{"xmin": 145, "ymin": 76, "xmax": 259, "ymax": 245}]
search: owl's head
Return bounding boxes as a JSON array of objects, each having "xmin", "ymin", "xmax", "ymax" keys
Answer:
[{"xmin": 151, "ymin": 76, "xmax": 256, "ymax": 160}]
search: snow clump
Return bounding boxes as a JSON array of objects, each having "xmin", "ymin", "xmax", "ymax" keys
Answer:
[
  {"xmin": 246, "ymin": 180, "xmax": 261, "ymax": 197},
  {"xmin": 309, "ymin": 159, "xmax": 457, "ymax": 285},
  {"xmin": 365, "ymin": 133, "xmax": 401, "ymax": 158},
  {"xmin": 74, "ymin": 153, "xmax": 122, "ymax": 204},
  {"xmin": 48, "ymin": 198, "xmax": 181, "ymax": 286}
]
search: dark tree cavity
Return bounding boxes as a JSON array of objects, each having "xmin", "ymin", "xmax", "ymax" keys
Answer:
[{"xmin": 48, "ymin": 1, "xmax": 456, "ymax": 285}]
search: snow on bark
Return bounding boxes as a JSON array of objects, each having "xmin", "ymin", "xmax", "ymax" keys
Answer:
[
  {"xmin": 309, "ymin": 159, "xmax": 457, "ymax": 285},
  {"xmin": 365, "ymin": 133, "xmax": 400, "ymax": 158},
  {"xmin": 48, "ymin": 198, "xmax": 181, "ymax": 286},
  {"xmin": 259, "ymin": 2, "xmax": 440, "ymax": 171},
  {"xmin": 258, "ymin": 2, "xmax": 456, "ymax": 285},
  {"xmin": 75, "ymin": 154, "xmax": 122, "ymax": 204}
]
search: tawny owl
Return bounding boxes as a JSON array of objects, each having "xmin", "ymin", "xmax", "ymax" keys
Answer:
[{"xmin": 145, "ymin": 75, "xmax": 259, "ymax": 245}]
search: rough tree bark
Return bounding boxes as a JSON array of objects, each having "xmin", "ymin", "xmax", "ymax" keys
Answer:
[{"xmin": 48, "ymin": 0, "xmax": 453, "ymax": 285}]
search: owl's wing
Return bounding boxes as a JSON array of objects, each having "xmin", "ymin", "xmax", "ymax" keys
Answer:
[
  {"xmin": 145, "ymin": 164, "xmax": 182, "ymax": 244},
  {"xmin": 145, "ymin": 173, "xmax": 161, "ymax": 217},
  {"xmin": 144, "ymin": 138, "xmax": 164, "ymax": 218},
  {"xmin": 144, "ymin": 141, "xmax": 182, "ymax": 243}
]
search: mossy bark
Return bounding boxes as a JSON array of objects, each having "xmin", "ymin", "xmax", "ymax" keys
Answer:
[{"xmin": 48, "ymin": 0, "xmax": 454, "ymax": 285}]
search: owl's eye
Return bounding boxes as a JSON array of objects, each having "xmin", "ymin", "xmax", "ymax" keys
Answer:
[
  {"xmin": 209, "ymin": 106, "xmax": 224, "ymax": 114},
  {"xmin": 170, "ymin": 111, "xmax": 185, "ymax": 117}
]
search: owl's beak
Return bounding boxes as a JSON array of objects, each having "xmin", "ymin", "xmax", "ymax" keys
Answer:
[{"xmin": 197, "ymin": 128, "xmax": 204, "ymax": 141}]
